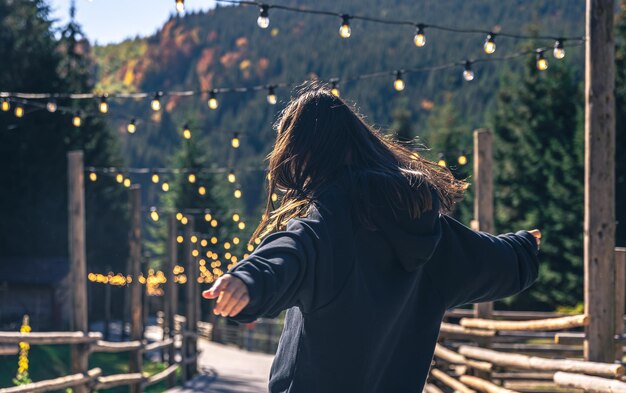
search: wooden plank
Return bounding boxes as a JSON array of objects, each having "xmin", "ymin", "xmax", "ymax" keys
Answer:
[
  {"xmin": 0, "ymin": 331, "xmax": 101, "ymax": 344},
  {"xmin": 554, "ymin": 371, "xmax": 626, "ymax": 393},
  {"xmin": 0, "ymin": 368, "xmax": 101, "ymax": 393},
  {"xmin": 95, "ymin": 373, "xmax": 144, "ymax": 390},
  {"xmin": 67, "ymin": 151, "xmax": 89, "ymax": 393},
  {"xmin": 616, "ymin": 248, "xmax": 626, "ymax": 361},
  {"xmin": 446, "ymin": 309, "xmax": 569, "ymax": 320},
  {"xmin": 184, "ymin": 216, "xmax": 198, "ymax": 379},
  {"xmin": 440, "ymin": 322, "xmax": 496, "ymax": 337},
  {"xmin": 459, "ymin": 345, "xmax": 624, "ymax": 378},
  {"xmin": 459, "ymin": 375, "xmax": 520, "ymax": 393},
  {"xmin": 423, "ymin": 384, "xmax": 445, "ymax": 393},
  {"xmin": 144, "ymin": 338, "xmax": 174, "ymax": 352},
  {"xmin": 584, "ymin": 0, "xmax": 617, "ymax": 363},
  {"xmin": 473, "ymin": 129, "xmax": 494, "ymax": 319},
  {"xmin": 91, "ymin": 340, "xmax": 143, "ymax": 353},
  {"xmin": 460, "ymin": 315, "xmax": 588, "ymax": 331},
  {"xmin": 434, "ymin": 344, "xmax": 493, "ymax": 372},
  {"xmin": 129, "ymin": 186, "xmax": 143, "ymax": 393},
  {"xmin": 430, "ymin": 368, "xmax": 475, "ymax": 393},
  {"xmin": 165, "ymin": 213, "xmax": 178, "ymax": 387},
  {"xmin": 143, "ymin": 364, "xmax": 179, "ymax": 387}
]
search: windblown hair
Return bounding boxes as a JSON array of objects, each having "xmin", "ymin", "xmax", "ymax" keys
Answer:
[{"xmin": 249, "ymin": 84, "xmax": 467, "ymax": 243}]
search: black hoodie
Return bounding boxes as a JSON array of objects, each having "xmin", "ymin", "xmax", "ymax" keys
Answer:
[{"xmin": 226, "ymin": 172, "xmax": 539, "ymax": 393}]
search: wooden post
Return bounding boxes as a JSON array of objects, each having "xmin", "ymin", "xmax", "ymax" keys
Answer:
[
  {"xmin": 165, "ymin": 213, "xmax": 178, "ymax": 387},
  {"xmin": 616, "ymin": 248, "xmax": 626, "ymax": 361},
  {"xmin": 473, "ymin": 129, "xmax": 494, "ymax": 319},
  {"xmin": 184, "ymin": 217, "xmax": 198, "ymax": 379},
  {"xmin": 584, "ymin": 0, "xmax": 616, "ymax": 363},
  {"xmin": 68, "ymin": 151, "xmax": 89, "ymax": 393},
  {"xmin": 129, "ymin": 186, "xmax": 143, "ymax": 393}
]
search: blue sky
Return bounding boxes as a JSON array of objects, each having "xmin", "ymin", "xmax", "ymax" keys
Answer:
[{"xmin": 48, "ymin": 0, "xmax": 217, "ymax": 44}]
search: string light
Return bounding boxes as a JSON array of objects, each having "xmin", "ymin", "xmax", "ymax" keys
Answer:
[
  {"xmin": 188, "ymin": 172, "xmax": 196, "ymax": 183},
  {"xmin": 267, "ymin": 86, "xmax": 277, "ymax": 105},
  {"xmin": 151, "ymin": 171, "xmax": 160, "ymax": 184},
  {"xmin": 151, "ymin": 92, "xmax": 162, "ymax": 111},
  {"xmin": 150, "ymin": 207, "xmax": 159, "ymax": 222},
  {"xmin": 98, "ymin": 95, "xmax": 109, "ymax": 114},
  {"xmin": 232, "ymin": 212, "xmax": 240, "ymax": 222},
  {"xmin": 271, "ymin": 192, "xmax": 278, "ymax": 202},
  {"xmin": 208, "ymin": 90, "xmax": 218, "ymax": 110},
  {"xmin": 234, "ymin": 187, "xmax": 242, "ymax": 198},
  {"xmin": 0, "ymin": 98, "xmax": 9, "ymax": 112},
  {"xmin": 204, "ymin": 212, "xmax": 212, "ymax": 222},
  {"xmin": 330, "ymin": 81, "xmax": 340, "ymax": 97},
  {"xmin": 46, "ymin": 99, "xmax": 57, "ymax": 113},
  {"xmin": 238, "ymin": 222, "xmax": 246, "ymax": 230},
  {"xmin": 72, "ymin": 112, "xmax": 82, "ymax": 127},
  {"xmin": 175, "ymin": 0, "xmax": 185, "ymax": 14},
  {"xmin": 182, "ymin": 123, "xmax": 191, "ymax": 140},
  {"xmin": 339, "ymin": 14, "xmax": 351, "ymax": 38},
  {"xmin": 162, "ymin": 181, "xmax": 170, "ymax": 192},
  {"xmin": 257, "ymin": 4, "xmax": 270, "ymax": 28},
  {"xmin": 127, "ymin": 119, "xmax": 136, "ymax": 134},
  {"xmin": 115, "ymin": 173, "xmax": 124, "ymax": 184},
  {"xmin": 227, "ymin": 170, "xmax": 236, "ymax": 183},
  {"xmin": 210, "ymin": 219, "xmax": 218, "ymax": 227},
  {"xmin": 176, "ymin": 212, "xmax": 183, "ymax": 221},
  {"xmin": 123, "ymin": 177, "xmax": 131, "ymax": 188},
  {"xmin": 191, "ymin": 235, "xmax": 198, "ymax": 243},
  {"xmin": 201, "ymin": 239, "xmax": 208, "ymax": 247},
  {"xmin": 463, "ymin": 61, "xmax": 474, "ymax": 82},
  {"xmin": 553, "ymin": 39, "xmax": 565, "ymax": 59},
  {"xmin": 414, "ymin": 24, "xmax": 426, "ymax": 47},
  {"xmin": 393, "ymin": 71, "xmax": 405, "ymax": 91},
  {"xmin": 231, "ymin": 132, "xmax": 240, "ymax": 148},
  {"xmin": 484, "ymin": 33, "xmax": 496, "ymax": 54},
  {"xmin": 437, "ymin": 153, "xmax": 446, "ymax": 168},
  {"xmin": 198, "ymin": 186, "xmax": 207, "ymax": 196},
  {"xmin": 181, "ymin": 216, "xmax": 189, "ymax": 225},
  {"xmin": 536, "ymin": 50, "xmax": 548, "ymax": 71},
  {"xmin": 89, "ymin": 171, "xmax": 98, "ymax": 182},
  {"xmin": 458, "ymin": 154, "xmax": 468, "ymax": 166},
  {"xmin": 211, "ymin": 236, "xmax": 218, "ymax": 244},
  {"xmin": 14, "ymin": 105, "xmax": 24, "ymax": 118}
]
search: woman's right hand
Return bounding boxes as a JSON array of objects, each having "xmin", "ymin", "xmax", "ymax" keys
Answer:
[{"xmin": 528, "ymin": 229, "xmax": 541, "ymax": 249}]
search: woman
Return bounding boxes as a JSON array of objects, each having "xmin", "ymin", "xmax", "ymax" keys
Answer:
[{"xmin": 202, "ymin": 86, "xmax": 540, "ymax": 392}]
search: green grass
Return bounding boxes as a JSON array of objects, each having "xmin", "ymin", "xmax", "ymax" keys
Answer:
[{"xmin": 0, "ymin": 345, "xmax": 179, "ymax": 393}]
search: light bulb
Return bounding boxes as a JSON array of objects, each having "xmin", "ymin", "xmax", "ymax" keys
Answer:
[
  {"xmin": 239, "ymin": 222, "xmax": 246, "ymax": 230},
  {"xmin": 1, "ymin": 99, "xmax": 9, "ymax": 112},
  {"xmin": 330, "ymin": 81, "xmax": 340, "ymax": 97},
  {"xmin": 271, "ymin": 193, "xmax": 278, "ymax": 202},
  {"xmin": 463, "ymin": 61, "xmax": 474, "ymax": 81},
  {"xmin": 437, "ymin": 154, "xmax": 446, "ymax": 168},
  {"xmin": 14, "ymin": 105, "xmax": 24, "ymax": 118},
  {"xmin": 89, "ymin": 171, "xmax": 97, "ymax": 182},
  {"xmin": 232, "ymin": 213, "xmax": 240, "ymax": 222},
  {"xmin": 204, "ymin": 212, "xmax": 212, "ymax": 222},
  {"xmin": 231, "ymin": 133, "xmax": 240, "ymax": 148},
  {"xmin": 234, "ymin": 188, "xmax": 242, "ymax": 198},
  {"xmin": 536, "ymin": 51, "xmax": 548, "ymax": 71},
  {"xmin": 188, "ymin": 173, "xmax": 196, "ymax": 183},
  {"xmin": 198, "ymin": 186, "xmax": 206, "ymax": 196},
  {"xmin": 210, "ymin": 219, "xmax": 218, "ymax": 228},
  {"xmin": 150, "ymin": 207, "xmax": 159, "ymax": 222},
  {"xmin": 201, "ymin": 239, "xmax": 208, "ymax": 247},
  {"xmin": 99, "ymin": 95, "xmax": 108, "ymax": 113},
  {"xmin": 208, "ymin": 91, "xmax": 218, "ymax": 109},
  {"xmin": 181, "ymin": 216, "xmax": 188, "ymax": 225},
  {"xmin": 458, "ymin": 154, "xmax": 468, "ymax": 166},
  {"xmin": 257, "ymin": 5, "xmax": 269, "ymax": 28},
  {"xmin": 116, "ymin": 173, "xmax": 124, "ymax": 183},
  {"xmin": 227, "ymin": 170, "xmax": 236, "ymax": 183},
  {"xmin": 267, "ymin": 86, "xmax": 277, "ymax": 105},
  {"xmin": 553, "ymin": 40, "xmax": 565, "ymax": 59},
  {"xmin": 414, "ymin": 25, "xmax": 426, "ymax": 47},
  {"xmin": 175, "ymin": 0, "xmax": 184, "ymax": 14},
  {"xmin": 182, "ymin": 124, "xmax": 191, "ymax": 140},
  {"xmin": 151, "ymin": 172, "xmax": 159, "ymax": 183},
  {"xmin": 211, "ymin": 236, "xmax": 218, "ymax": 244},
  {"xmin": 339, "ymin": 15, "xmax": 351, "ymax": 38},
  {"xmin": 72, "ymin": 112, "xmax": 82, "ymax": 127},
  {"xmin": 46, "ymin": 100, "xmax": 57, "ymax": 113},
  {"xmin": 393, "ymin": 71, "xmax": 405, "ymax": 91},
  {"xmin": 123, "ymin": 177, "xmax": 131, "ymax": 188},
  {"xmin": 151, "ymin": 92, "xmax": 162, "ymax": 111},
  {"xmin": 162, "ymin": 181, "xmax": 170, "ymax": 192},
  {"xmin": 484, "ymin": 33, "xmax": 496, "ymax": 54},
  {"xmin": 127, "ymin": 119, "xmax": 136, "ymax": 134}
]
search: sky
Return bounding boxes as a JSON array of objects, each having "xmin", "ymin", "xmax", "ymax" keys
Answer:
[{"xmin": 48, "ymin": 0, "xmax": 217, "ymax": 45}]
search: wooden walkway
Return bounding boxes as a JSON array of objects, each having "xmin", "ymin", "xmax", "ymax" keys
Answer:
[{"xmin": 165, "ymin": 338, "xmax": 274, "ymax": 393}]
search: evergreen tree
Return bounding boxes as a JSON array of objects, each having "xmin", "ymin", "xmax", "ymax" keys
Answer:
[{"xmin": 490, "ymin": 51, "xmax": 583, "ymax": 310}]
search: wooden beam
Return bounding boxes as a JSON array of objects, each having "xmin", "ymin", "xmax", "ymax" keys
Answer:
[
  {"xmin": 616, "ymin": 248, "xmax": 626, "ymax": 361},
  {"xmin": 0, "ymin": 331, "xmax": 101, "ymax": 344},
  {"xmin": 430, "ymin": 369, "xmax": 475, "ymax": 393},
  {"xmin": 440, "ymin": 322, "xmax": 496, "ymax": 337},
  {"xmin": 473, "ymin": 129, "xmax": 494, "ymax": 319},
  {"xmin": 0, "ymin": 368, "xmax": 101, "ymax": 393},
  {"xmin": 67, "ymin": 151, "xmax": 89, "ymax": 393},
  {"xmin": 459, "ymin": 375, "xmax": 520, "ymax": 393},
  {"xmin": 554, "ymin": 371, "xmax": 626, "ymax": 393},
  {"xmin": 584, "ymin": 0, "xmax": 617, "ymax": 363},
  {"xmin": 460, "ymin": 314, "xmax": 588, "ymax": 331},
  {"xmin": 434, "ymin": 344, "xmax": 493, "ymax": 372},
  {"xmin": 129, "ymin": 186, "xmax": 143, "ymax": 393},
  {"xmin": 165, "ymin": 213, "xmax": 178, "ymax": 387}
]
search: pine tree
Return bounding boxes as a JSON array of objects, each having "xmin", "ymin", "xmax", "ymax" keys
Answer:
[{"xmin": 490, "ymin": 51, "xmax": 583, "ymax": 310}]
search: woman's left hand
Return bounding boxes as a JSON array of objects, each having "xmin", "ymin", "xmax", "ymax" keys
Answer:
[{"xmin": 202, "ymin": 274, "xmax": 250, "ymax": 317}]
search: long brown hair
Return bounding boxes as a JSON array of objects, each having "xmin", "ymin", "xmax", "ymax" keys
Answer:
[{"xmin": 249, "ymin": 85, "xmax": 467, "ymax": 244}]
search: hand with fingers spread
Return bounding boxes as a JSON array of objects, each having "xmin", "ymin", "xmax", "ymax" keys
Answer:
[
  {"xmin": 528, "ymin": 229, "xmax": 542, "ymax": 249},
  {"xmin": 202, "ymin": 274, "xmax": 250, "ymax": 317}
]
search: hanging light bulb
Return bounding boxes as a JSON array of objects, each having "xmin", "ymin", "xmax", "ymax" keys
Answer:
[
  {"xmin": 182, "ymin": 123, "xmax": 191, "ymax": 140},
  {"xmin": 267, "ymin": 86, "xmax": 277, "ymax": 105},
  {"xmin": 162, "ymin": 181, "xmax": 170, "ymax": 192},
  {"xmin": 536, "ymin": 50, "xmax": 548, "ymax": 71},
  {"xmin": 484, "ymin": 33, "xmax": 496, "ymax": 54},
  {"xmin": 232, "ymin": 212, "xmax": 240, "ymax": 222},
  {"xmin": 46, "ymin": 99, "xmax": 57, "ymax": 113},
  {"xmin": 99, "ymin": 95, "xmax": 109, "ymax": 113},
  {"xmin": 150, "ymin": 207, "xmax": 159, "ymax": 222},
  {"xmin": 208, "ymin": 90, "xmax": 218, "ymax": 110},
  {"xmin": 198, "ymin": 186, "xmax": 207, "ymax": 196},
  {"xmin": 175, "ymin": 0, "xmax": 184, "ymax": 14},
  {"xmin": 437, "ymin": 153, "xmax": 447, "ymax": 168},
  {"xmin": 89, "ymin": 171, "xmax": 98, "ymax": 182},
  {"xmin": 210, "ymin": 219, "xmax": 218, "ymax": 228},
  {"xmin": 72, "ymin": 112, "xmax": 82, "ymax": 127},
  {"xmin": 127, "ymin": 118, "xmax": 137, "ymax": 134},
  {"xmin": 393, "ymin": 71, "xmax": 405, "ymax": 91},
  {"xmin": 14, "ymin": 105, "xmax": 24, "ymax": 118},
  {"xmin": 176, "ymin": 212, "xmax": 183, "ymax": 221},
  {"xmin": 151, "ymin": 171, "xmax": 160, "ymax": 184},
  {"xmin": 227, "ymin": 170, "xmax": 236, "ymax": 183},
  {"xmin": 414, "ymin": 24, "xmax": 426, "ymax": 47},
  {"xmin": 151, "ymin": 92, "xmax": 162, "ymax": 111},
  {"xmin": 116, "ymin": 173, "xmax": 124, "ymax": 183},
  {"xmin": 181, "ymin": 216, "xmax": 188, "ymax": 225},
  {"xmin": 458, "ymin": 154, "xmax": 468, "ymax": 166},
  {"xmin": 204, "ymin": 211, "xmax": 212, "ymax": 222},
  {"xmin": 234, "ymin": 187, "xmax": 242, "ymax": 199},
  {"xmin": 238, "ymin": 222, "xmax": 246, "ymax": 230},
  {"xmin": 231, "ymin": 132, "xmax": 240, "ymax": 148},
  {"xmin": 1, "ymin": 98, "xmax": 10, "ymax": 112},
  {"xmin": 123, "ymin": 177, "xmax": 131, "ymax": 188},
  {"xmin": 187, "ymin": 172, "xmax": 196, "ymax": 184},
  {"xmin": 339, "ymin": 14, "xmax": 351, "ymax": 38},
  {"xmin": 463, "ymin": 61, "xmax": 475, "ymax": 81},
  {"xmin": 553, "ymin": 39, "xmax": 565, "ymax": 59},
  {"xmin": 330, "ymin": 81, "xmax": 340, "ymax": 97},
  {"xmin": 271, "ymin": 192, "xmax": 278, "ymax": 202},
  {"xmin": 257, "ymin": 5, "xmax": 270, "ymax": 28}
]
